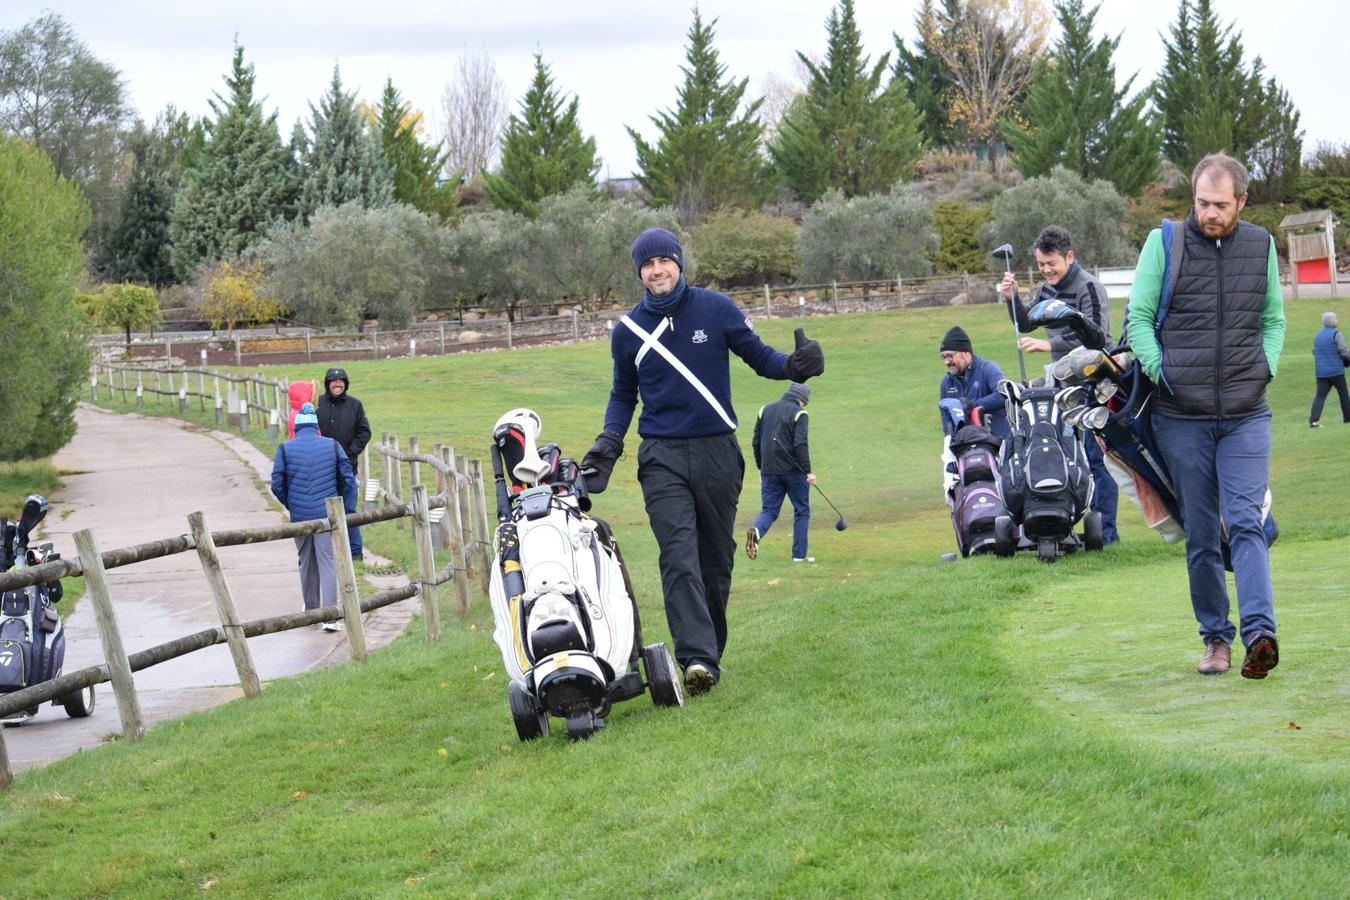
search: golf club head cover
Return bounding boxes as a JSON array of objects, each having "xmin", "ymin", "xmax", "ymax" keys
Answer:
[
  {"xmin": 784, "ymin": 328, "xmax": 825, "ymax": 381},
  {"xmin": 581, "ymin": 431, "xmax": 625, "ymax": 494}
]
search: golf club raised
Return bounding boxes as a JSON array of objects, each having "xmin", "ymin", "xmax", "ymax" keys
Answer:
[
  {"xmin": 772, "ymin": 434, "xmax": 848, "ymax": 530},
  {"xmin": 991, "ymin": 243, "xmax": 1028, "ymax": 384}
]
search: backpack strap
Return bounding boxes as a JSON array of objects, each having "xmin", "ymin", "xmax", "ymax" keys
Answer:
[{"xmin": 1157, "ymin": 218, "xmax": 1185, "ymax": 334}]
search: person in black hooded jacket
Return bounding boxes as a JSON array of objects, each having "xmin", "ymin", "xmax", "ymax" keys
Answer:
[{"xmin": 316, "ymin": 367, "xmax": 371, "ymax": 561}]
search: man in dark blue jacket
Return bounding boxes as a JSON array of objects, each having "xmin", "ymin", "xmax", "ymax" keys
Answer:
[
  {"xmin": 938, "ymin": 326, "xmax": 1009, "ymax": 438},
  {"xmin": 1309, "ymin": 311, "xmax": 1350, "ymax": 426},
  {"xmin": 747, "ymin": 382, "xmax": 815, "ymax": 562},
  {"xmin": 581, "ymin": 228, "xmax": 824, "ymax": 695},
  {"xmin": 271, "ymin": 403, "xmax": 355, "ymax": 632}
]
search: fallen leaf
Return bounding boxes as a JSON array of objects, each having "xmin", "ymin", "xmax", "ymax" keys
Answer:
[
  {"xmin": 1287, "ymin": 721, "xmax": 1301, "ymax": 730},
  {"xmin": 767, "ymin": 578, "xmax": 780, "ymax": 586},
  {"xmin": 498, "ymin": 744, "xmax": 512, "ymax": 752},
  {"xmin": 439, "ymin": 682, "xmax": 449, "ymax": 689},
  {"xmin": 198, "ymin": 878, "xmax": 217, "ymax": 890},
  {"xmin": 291, "ymin": 791, "xmax": 306, "ymax": 800},
  {"xmin": 336, "ymin": 738, "xmax": 348, "ymax": 746},
  {"xmin": 482, "ymin": 671, "xmax": 496, "ymax": 680},
  {"xmin": 437, "ymin": 747, "xmax": 449, "ymax": 757}
]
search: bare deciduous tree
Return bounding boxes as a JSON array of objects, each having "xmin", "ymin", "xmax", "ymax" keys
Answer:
[
  {"xmin": 755, "ymin": 57, "xmax": 812, "ymax": 144},
  {"xmin": 923, "ymin": 0, "xmax": 1050, "ymax": 169},
  {"xmin": 439, "ymin": 48, "xmax": 508, "ymax": 181}
]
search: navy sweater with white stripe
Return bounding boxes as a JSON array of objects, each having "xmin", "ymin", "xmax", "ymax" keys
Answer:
[{"xmin": 604, "ymin": 282, "xmax": 790, "ymax": 439}]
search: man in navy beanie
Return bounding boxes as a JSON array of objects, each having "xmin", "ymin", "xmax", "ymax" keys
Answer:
[
  {"xmin": 938, "ymin": 325, "xmax": 1009, "ymax": 438},
  {"xmin": 582, "ymin": 227, "xmax": 825, "ymax": 696}
]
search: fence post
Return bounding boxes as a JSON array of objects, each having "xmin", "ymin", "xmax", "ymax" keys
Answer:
[
  {"xmin": 155, "ymin": 370, "xmax": 163, "ymax": 405},
  {"xmin": 409, "ymin": 338, "xmax": 416, "ymax": 359},
  {"xmin": 410, "ymin": 484, "xmax": 442, "ymax": 642},
  {"xmin": 444, "ymin": 446, "xmax": 470, "ymax": 615},
  {"xmin": 239, "ymin": 398, "xmax": 249, "ymax": 434},
  {"xmin": 214, "ymin": 376, "xmax": 223, "ymax": 424},
  {"xmin": 390, "ymin": 436, "xmax": 405, "ymax": 529},
  {"xmin": 358, "ymin": 448, "xmax": 369, "ymax": 512},
  {"xmin": 469, "ymin": 459, "xmax": 492, "ymax": 598},
  {"xmin": 456, "ymin": 452, "xmax": 474, "ymax": 578},
  {"xmin": 763, "ymin": 284, "xmax": 772, "ymax": 318},
  {"xmin": 120, "ymin": 366, "xmax": 129, "ymax": 404},
  {"xmin": 164, "ymin": 338, "xmax": 172, "ymax": 361},
  {"xmin": 136, "ymin": 371, "xmax": 144, "ymax": 408},
  {"xmin": 372, "ymin": 329, "xmax": 379, "ymax": 360},
  {"xmin": 382, "ymin": 434, "xmax": 395, "ymax": 509},
  {"xmin": 433, "ymin": 443, "xmax": 450, "ymax": 550},
  {"xmin": 506, "ymin": 319, "xmax": 513, "ymax": 351},
  {"xmin": 408, "ymin": 436, "xmax": 421, "ymax": 488},
  {"xmin": 105, "ymin": 364, "xmax": 115, "ymax": 399},
  {"xmin": 831, "ymin": 280, "xmax": 838, "ymax": 309},
  {"xmin": 572, "ymin": 310, "xmax": 579, "ymax": 341},
  {"xmin": 89, "ymin": 370, "xmax": 99, "ymax": 402},
  {"xmin": 799, "ymin": 296, "xmax": 806, "ymax": 318},
  {"xmin": 234, "ymin": 336, "xmax": 241, "ymax": 367},
  {"xmin": 74, "ymin": 528, "xmax": 146, "ymax": 742},
  {"xmin": 187, "ymin": 511, "xmax": 262, "ymax": 699},
  {"xmin": 326, "ymin": 496, "xmax": 368, "ymax": 661},
  {"xmin": 305, "ymin": 332, "xmax": 312, "ymax": 364},
  {"xmin": 0, "ymin": 727, "xmax": 11, "ymax": 790},
  {"xmin": 439, "ymin": 322, "xmax": 446, "ymax": 355},
  {"xmin": 266, "ymin": 408, "xmax": 280, "ymax": 441},
  {"xmin": 198, "ymin": 366, "xmax": 206, "ymax": 411},
  {"xmin": 178, "ymin": 386, "xmax": 188, "ymax": 414}
]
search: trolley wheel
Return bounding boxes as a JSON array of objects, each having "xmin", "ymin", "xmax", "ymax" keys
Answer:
[
  {"xmin": 507, "ymin": 682, "xmax": 549, "ymax": 742},
  {"xmin": 1082, "ymin": 511, "xmax": 1105, "ymax": 551},
  {"xmin": 61, "ymin": 684, "xmax": 95, "ymax": 718},
  {"xmin": 565, "ymin": 712, "xmax": 599, "ymax": 741},
  {"xmin": 643, "ymin": 643, "xmax": 684, "ymax": 708},
  {"xmin": 993, "ymin": 516, "xmax": 1017, "ymax": 557}
]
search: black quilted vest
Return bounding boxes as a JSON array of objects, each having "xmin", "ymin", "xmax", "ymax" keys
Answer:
[{"xmin": 1155, "ymin": 215, "xmax": 1272, "ymax": 419}]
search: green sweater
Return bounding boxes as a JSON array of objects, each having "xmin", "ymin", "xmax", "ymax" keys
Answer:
[{"xmin": 1127, "ymin": 227, "xmax": 1285, "ymax": 383}]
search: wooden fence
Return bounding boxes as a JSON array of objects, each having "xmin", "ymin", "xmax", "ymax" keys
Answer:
[
  {"xmin": 89, "ymin": 362, "xmax": 291, "ymax": 440},
  {"xmin": 0, "ymin": 435, "xmax": 495, "ymax": 790}
]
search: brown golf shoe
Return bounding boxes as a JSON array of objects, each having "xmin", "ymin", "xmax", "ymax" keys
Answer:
[
  {"xmin": 1197, "ymin": 639, "xmax": 1231, "ymax": 675},
  {"xmin": 1241, "ymin": 631, "xmax": 1279, "ymax": 680},
  {"xmin": 745, "ymin": 527, "xmax": 759, "ymax": 560}
]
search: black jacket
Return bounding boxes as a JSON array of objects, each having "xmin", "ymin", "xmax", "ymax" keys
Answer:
[
  {"xmin": 752, "ymin": 397, "xmax": 810, "ymax": 475},
  {"xmin": 317, "ymin": 392, "xmax": 371, "ymax": 463},
  {"xmin": 1156, "ymin": 215, "xmax": 1272, "ymax": 419},
  {"xmin": 1011, "ymin": 261, "xmax": 1111, "ymax": 360}
]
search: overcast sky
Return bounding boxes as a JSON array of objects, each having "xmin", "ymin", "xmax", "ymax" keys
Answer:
[{"xmin": 8, "ymin": 1, "xmax": 1345, "ymax": 179}]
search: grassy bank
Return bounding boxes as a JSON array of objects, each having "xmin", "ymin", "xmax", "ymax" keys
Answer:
[{"xmin": 15, "ymin": 296, "xmax": 1346, "ymax": 896}]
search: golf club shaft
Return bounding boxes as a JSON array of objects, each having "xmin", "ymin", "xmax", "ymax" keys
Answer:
[
  {"xmin": 772, "ymin": 434, "xmax": 846, "ymax": 520},
  {"xmin": 1001, "ymin": 254, "xmax": 1029, "ymax": 384}
]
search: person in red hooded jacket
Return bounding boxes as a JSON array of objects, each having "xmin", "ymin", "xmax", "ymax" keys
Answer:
[{"xmin": 287, "ymin": 380, "xmax": 316, "ymax": 439}]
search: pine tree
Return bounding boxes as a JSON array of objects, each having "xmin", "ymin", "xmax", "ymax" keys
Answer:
[
  {"xmin": 626, "ymin": 10, "xmax": 768, "ymax": 226},
  {"xmin": 483, "ymin": 53, "xmax": 599, "ymax": 218},
  {"xmin": 1154, "ymin": 0, "xmax": 1276, "ymax": 175},
  {"xmin": 375, "ymin": 79, "xmax": 459, "ymax": 221},
  {"xmin": 104, "ymin": 128, "xmax": 175, "ymax": 286},
  {"xmin": 891, "ymin": 0, "xmax": 959, "ymax": 147},
  {"xmin": 1005, "ymin": 0, "xmax": 1159, "ymax": 196},
  {"xmin": 169, "ymin": 44, "xmax": 293, "ymax": 276},
  {"xmin": 770, "ymin": 0, "xmax": 924, "ymax": 203},
  {"xmin": 297, "ymin": 65, "xmax": 393, "ymax": 220}
]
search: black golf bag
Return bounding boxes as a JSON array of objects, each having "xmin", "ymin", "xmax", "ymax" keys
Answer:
[
  {"xmin": 1, "ymin": 494, "xmax": 94, "ymax": 723},
  {"xmin": 940, "ymin": 400, "xmax": 1015, "ymax": 557},
  {"xmin": 998, "ymin": 381, "xmax": 1098, "ymax": 560}
]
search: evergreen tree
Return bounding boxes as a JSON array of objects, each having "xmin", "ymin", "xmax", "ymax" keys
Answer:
[
  {"xmin": 104, "ymin": 127, "xmax": 175, "ymax": 286},
  {"xmin": 375, "ymin": 79, "xmax": 459, "ymax": 221},
  {"xmin": 169, "ymin": 44, "xmax": 293, "ymax": 277},
  {"xmin": 298, "ymin": 66, "xmax": 393, "ymax": 220},
  {"xmin": 626, "ymin": 10, "xmax": 768, "ymax": 226},
  {"xmin": 770, "ymin": 0, "xmax": 924, "ymax": 203},
  {"xmin": 1005, "ymin": 0, "xmax": 1159, "ymax": 196},
  {"xmin": 892, "ymin": 0, "xmax": 959, "ymax": 147},
  {"xmin": 1153, "ymin": 0, "xmax": 1284, "ymax": 176},
  {"xmin": 482, "ymin": 53, "xmax": 599, "ymax": 218}
]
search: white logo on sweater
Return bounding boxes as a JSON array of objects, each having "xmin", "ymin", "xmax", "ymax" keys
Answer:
[{"xmin": 692, "ymin": 329, "xmax": 708, "ymax": 344}]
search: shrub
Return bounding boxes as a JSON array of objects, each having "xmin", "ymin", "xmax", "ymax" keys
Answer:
[
  {"xmin": 97, "ymin": 282, "xmax": 162, "ymax": 345},
  {"xmin": 981, "ymin": 166, "xmax": 1134, "ymax": 270},
  {"xmin": 930, "ymin": 202, "xmax": 993, "ymax": 275},
  {"xmin": 202, "ymin": 261, "xmax": 280, "ymax": 332},
  {"xmin": 796, "ymin": 186, "xmax": 936, "ymax": 283},
  {"xmin": 689, "ymin": 210, "xmax": 797, "ymax": 288}
]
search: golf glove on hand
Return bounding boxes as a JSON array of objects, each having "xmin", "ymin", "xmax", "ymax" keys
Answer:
[
  {"xmin": 581, "ymin": 431, "xmax": 625, "ymax": 494},
  {"xmin": 784, "ymin": 328, "xmax": 825, "ymax": 381}
]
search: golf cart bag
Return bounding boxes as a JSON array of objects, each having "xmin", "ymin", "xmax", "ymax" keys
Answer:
[
  {"xmin": 940, "ymin": 399, "xmax": 1015, "ymax": 557},
  {"xmin": 1, "ymin": 494, "xmax": 96, "ymax": 725},
  {"xmin": 487, "ymin": 409, "xmax": 683, "ymax": 741},
  {"xmin": 997, "ymin": 380, "xmax": 1101, "ymax": 561}
]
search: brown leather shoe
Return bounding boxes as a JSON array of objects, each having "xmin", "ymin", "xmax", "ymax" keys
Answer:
[{"xmin": 1197, "ymin": 639, "xmax": 1231, "ymax": 675}]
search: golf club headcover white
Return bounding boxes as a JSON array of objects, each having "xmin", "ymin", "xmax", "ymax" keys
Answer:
[{"xmin": 494, "ymin": 408, "xmax": 549, "ymax": 486}]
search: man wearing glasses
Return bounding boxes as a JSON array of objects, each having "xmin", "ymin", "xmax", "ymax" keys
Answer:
[{"xmin": 938, "ymin": 326, "xmax": 1009, "ymax": 438}]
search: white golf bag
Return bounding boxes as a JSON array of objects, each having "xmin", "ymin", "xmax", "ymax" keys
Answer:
[{"xmin": 487, "ymin": 409, "xmax": 682, "ymax": 741}]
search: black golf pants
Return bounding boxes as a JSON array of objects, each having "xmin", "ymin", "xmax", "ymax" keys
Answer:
[
  {"xmin": 637, "ymin": 433, "xmax": 744, "ymax": 673},
  {"xmin": 1310, "ymin": 374, "xmax": 1350, "ymax": 424}
]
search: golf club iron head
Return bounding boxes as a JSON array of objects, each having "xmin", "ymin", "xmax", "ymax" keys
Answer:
[
  {"xmin": 1094, "ymin": 380, "xmax": 1119, "ymax": 404},
  {"xmin": 1081, "ymin": 406, "xmax": 1110, "ymax": 430}
]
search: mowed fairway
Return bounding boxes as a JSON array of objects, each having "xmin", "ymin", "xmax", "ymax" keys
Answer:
[{"xmin": 4, "ymin": 299, "xmax": 1348, "ymax": 896}]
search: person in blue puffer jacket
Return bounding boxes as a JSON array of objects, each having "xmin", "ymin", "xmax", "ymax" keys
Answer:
[
  {"xmin": 271, "ymin": 403, "xmax": 355, "ymax": 631},
  {"xmin": 1309, "ymin": 311, "xmax": 1350, "ymax": 427}
]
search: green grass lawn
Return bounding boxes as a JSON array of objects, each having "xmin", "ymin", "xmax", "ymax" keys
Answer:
[{"xmin": 6, "ymin": 297, "xmax": 1348, "ymax": 896}]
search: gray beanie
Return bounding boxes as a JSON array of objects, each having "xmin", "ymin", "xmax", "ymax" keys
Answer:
[
  {"xmin": 785, "ymin": 383, "xmax": 810, "ymax": 405},
  {"xmin": 1323, "ymin": 311, "xmax": 1338, "ymax": 328}
]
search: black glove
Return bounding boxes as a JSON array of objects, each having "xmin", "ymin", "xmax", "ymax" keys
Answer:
[
  {"xmin": 580, "ymin": 431, "xmax": 625, "ymax": 494},
  {"xmin": 784, "ymin": 327, "xmax": 824, "ymax": 381}
]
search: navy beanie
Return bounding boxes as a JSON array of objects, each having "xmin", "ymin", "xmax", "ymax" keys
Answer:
[
  {"xmin": 940, "ymin": 326, "xmax": 973, "ymax": 353},
  {"xmin": 631, "ymin": 228, "xmax": 684, "ymax": 278}
]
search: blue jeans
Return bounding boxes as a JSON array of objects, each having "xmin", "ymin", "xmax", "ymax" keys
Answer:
[
  {"xmin": 343, "ymin": 475, "xmax": 363, "ymax": 560},
  {"xmin": 1153, "ymin": 412, "xmax": 1275, "ymax": 646},
  {"xmin": 1084, "ymin": 435, "xmax": 1118, "ymax": 543},
  {"xmin": 753, "ymin": 472, "xmax": 811, "ymax": 559}
]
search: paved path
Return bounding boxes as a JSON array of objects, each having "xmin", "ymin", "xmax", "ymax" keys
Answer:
[{"xmin": 3, "ymin": 405, "xmax": 414, "ymax": 774}]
